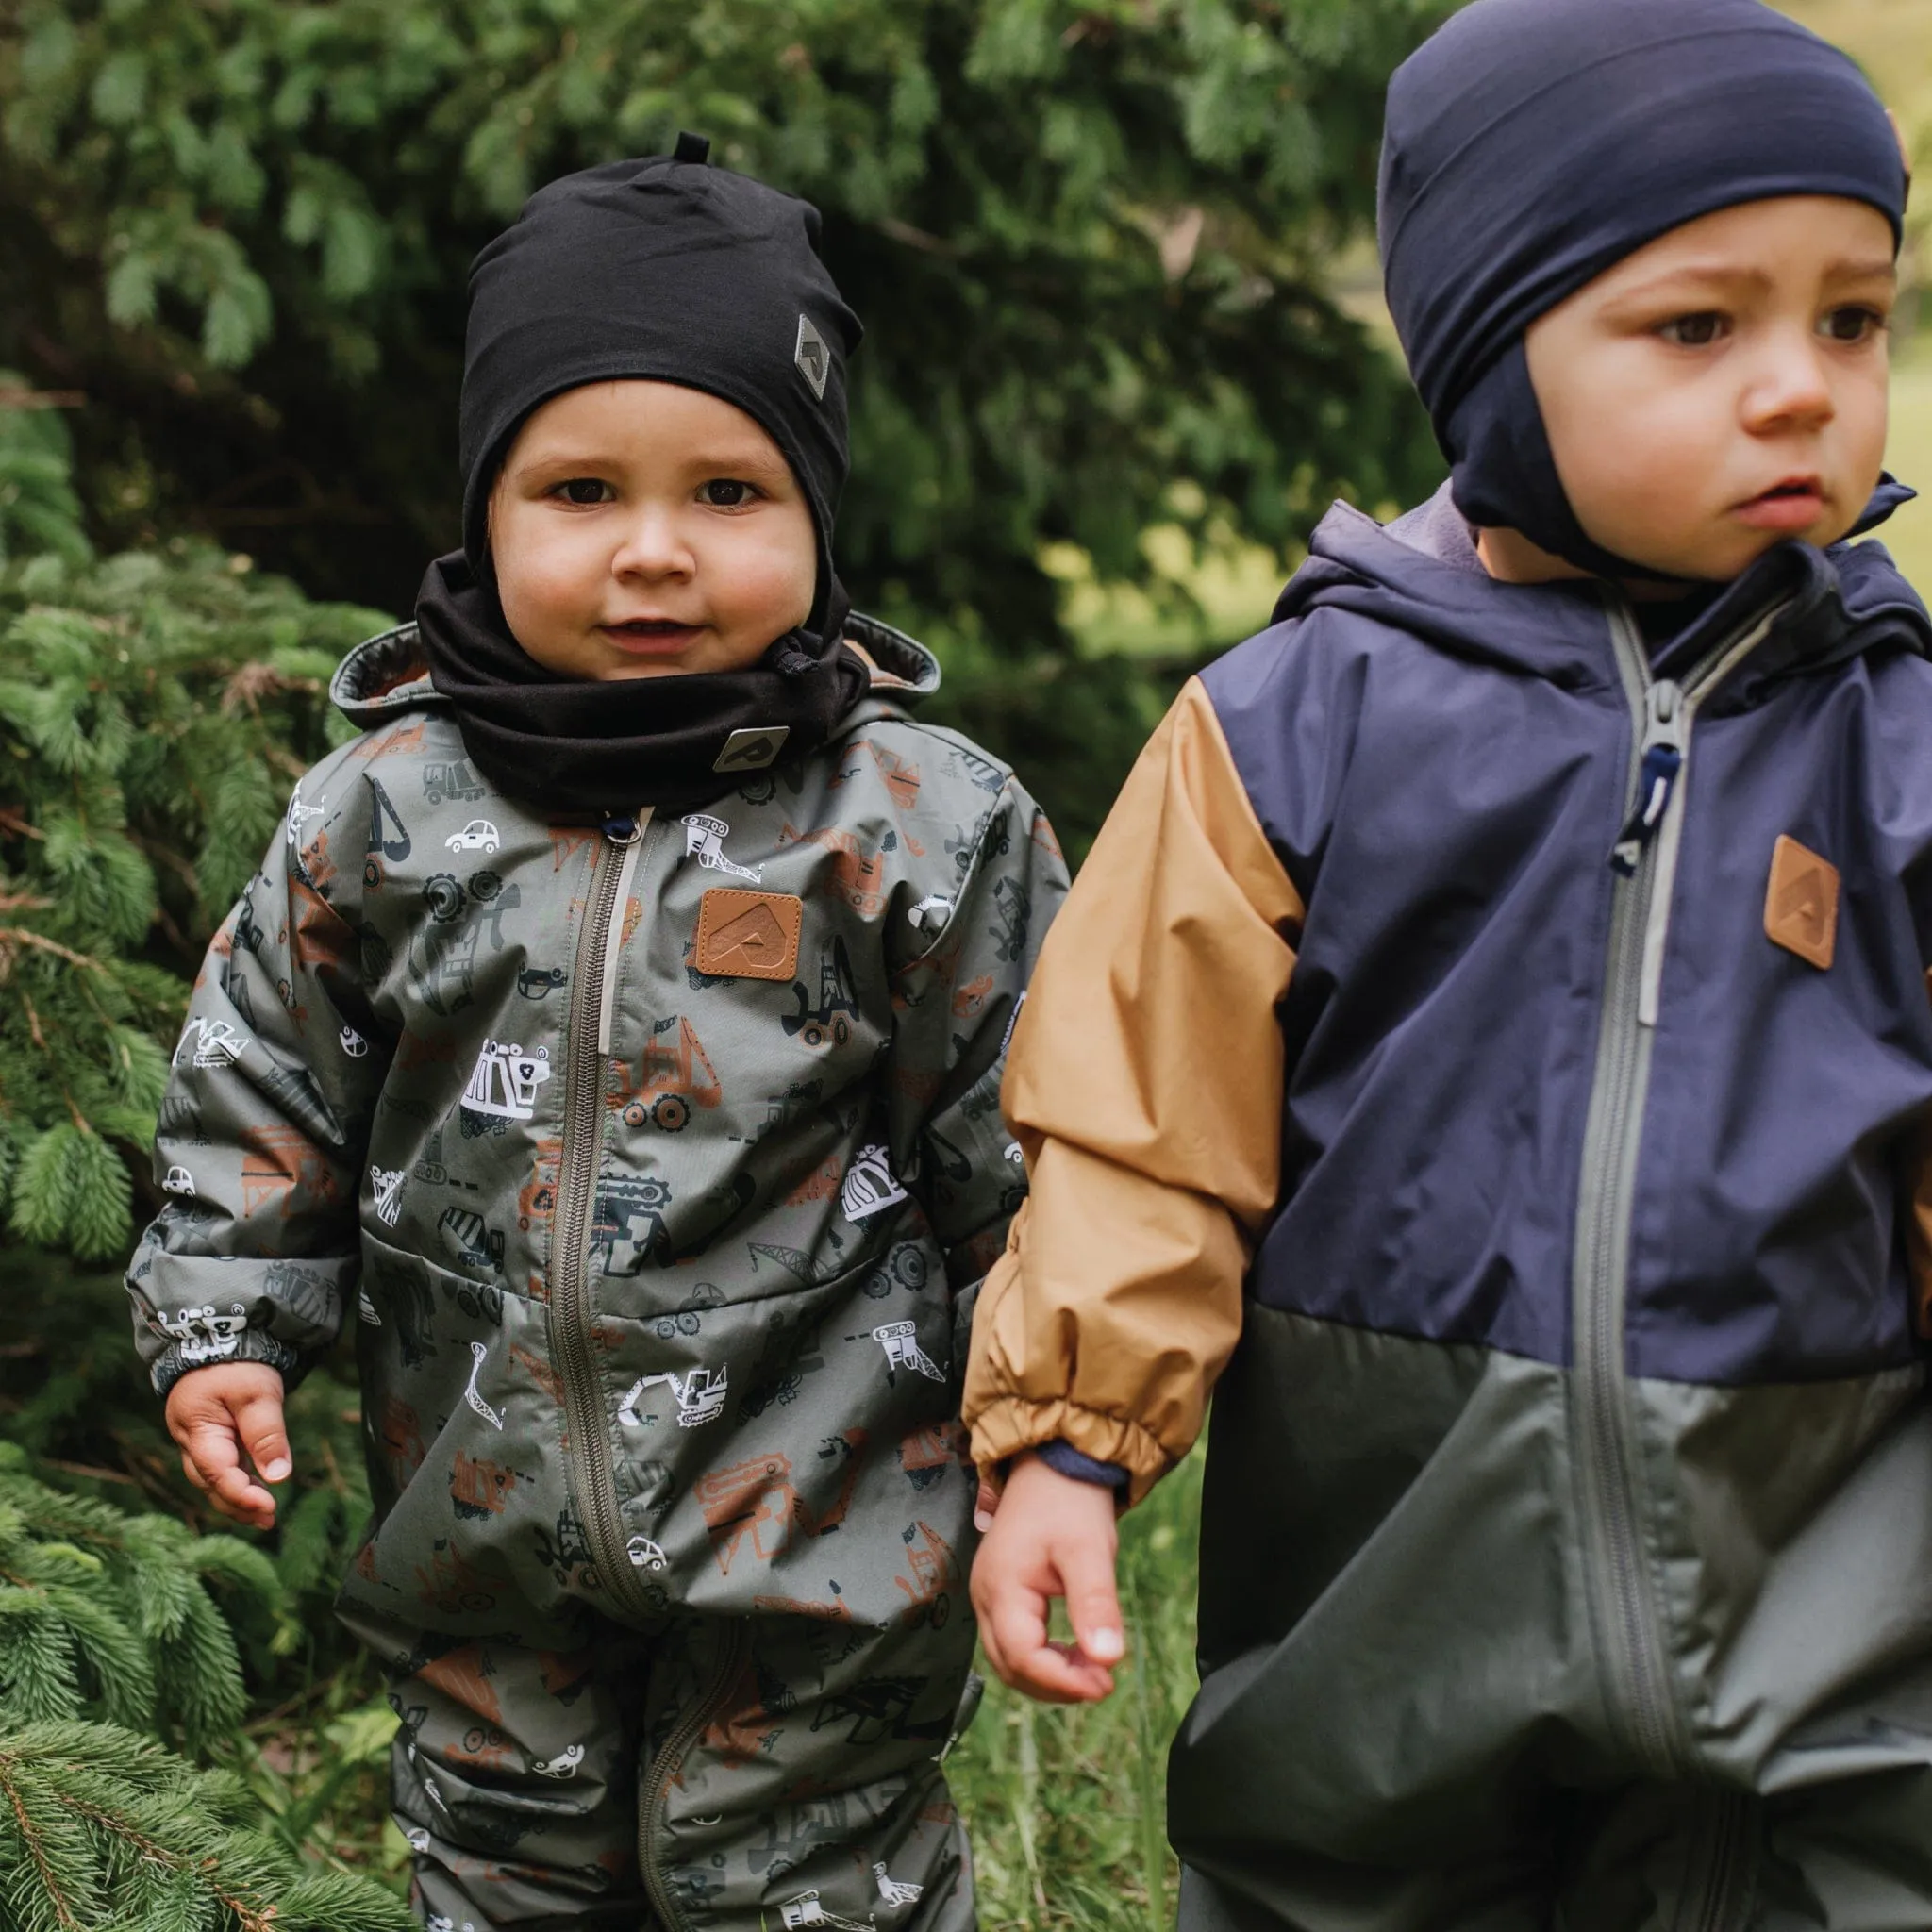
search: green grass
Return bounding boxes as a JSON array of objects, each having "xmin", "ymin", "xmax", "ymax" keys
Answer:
[{"xmin": 950, "ymin": 1452, "xmax": 1205, "ymax": 1932}]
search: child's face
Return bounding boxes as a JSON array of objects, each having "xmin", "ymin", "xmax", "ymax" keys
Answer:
[
  {"xmin": 488, "ymin": 380, "xmax": 818, "ymax": 680},
  {"xmin": 1523, "ymin": 195, "xmax": 1896, "ymax": 581}
]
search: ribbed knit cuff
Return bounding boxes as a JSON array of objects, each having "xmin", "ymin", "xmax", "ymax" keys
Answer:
[{"xmin": 1036, "ymin": 1438, "xmax": 1132, "ymax": 1491}]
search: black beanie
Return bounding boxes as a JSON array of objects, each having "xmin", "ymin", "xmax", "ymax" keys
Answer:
[
  {"xmin": 458, "ymin": 133, "xmax": 862, "ymax": 629},
  {"xmin": 1378, "ymin": 0, "xmax": 1908, "ymax": 575}
]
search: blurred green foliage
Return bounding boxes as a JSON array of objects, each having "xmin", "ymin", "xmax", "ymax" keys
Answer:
[{"xmin": 0, "ymin": 0, "xmax": 1446, "ymax": 846}]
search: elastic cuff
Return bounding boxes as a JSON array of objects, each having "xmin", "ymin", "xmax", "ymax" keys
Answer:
[
  {"xmin": 967, "ymin": 1393, "xmax": 1175, "ymax": 1507},
  {"xmin": 1036, "ymin": 1439, "xmax": 1132, "ymax": 1491},
  {"xmin": 149, "ymin": 1327, "xmax": 302, "ymax": 1399}
]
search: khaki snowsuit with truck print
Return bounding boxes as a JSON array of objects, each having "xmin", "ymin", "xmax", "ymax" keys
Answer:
[{"xmin": 127, "ymin": 613, "xmax": 1067, "ymax": 1932}]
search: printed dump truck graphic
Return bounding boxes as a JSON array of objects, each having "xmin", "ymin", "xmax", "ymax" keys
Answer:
[
  {"xmin": 841, "ymin": 1145, "xmax": 908, "ymax": 1223},
  {"xmin": 682, "ymin": 812, "xmax": 762, "ymax": 882},
  {"xmin": 177, "ymin": 1016, "xmax": 248, "ymax": 1069},
  {"xmin": 462, "ymin": 1041, "xmax": 551, "ymax": 1121},
  {"xmin": 873, "ymin": 1321, "xmax": 944, "ymax": 1384},
  {"xmin": 423, "ymin": 760, "xmax": 486, "ymax": 805},
  {"xmin": 439, "ymin": 1207, "xmax": 505, "ymax": 1273}
]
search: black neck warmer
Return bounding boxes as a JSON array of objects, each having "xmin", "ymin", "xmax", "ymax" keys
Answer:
[
  {"xmin": 416, "ymin": 551, "xmax": 868, "ymax": 817},
  {"xmin": 1379, "ymin": 0, "xmax": 1909, "ymax": 577}
]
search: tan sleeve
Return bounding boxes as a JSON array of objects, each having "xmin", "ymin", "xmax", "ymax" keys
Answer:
[
  {"xmin": 962, "ymin": 676, "xmax": 1304, "ymax": 1505},
  {"xmin": 1913, "ymin": 972, "xmax": 1932, "ymax": 1338}
]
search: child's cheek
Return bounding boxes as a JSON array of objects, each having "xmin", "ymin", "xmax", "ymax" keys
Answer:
[{"xmin": 707, "ymin": 528, "xmax": 815, "ymax": 646}]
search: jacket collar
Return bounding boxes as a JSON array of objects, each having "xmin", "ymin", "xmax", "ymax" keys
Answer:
[{"xmin": 1276, "ymin": 481, "xmax": 1930, "ymax": 698}]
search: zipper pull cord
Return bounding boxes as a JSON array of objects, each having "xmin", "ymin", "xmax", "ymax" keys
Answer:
[{"xmin": 1610, "ymin": 682, "xmax": 1686, "ymax": 876}]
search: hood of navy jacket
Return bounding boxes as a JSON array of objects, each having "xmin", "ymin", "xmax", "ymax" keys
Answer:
[{"xmin": 1275, "ymin": 482, "xmax": 1930, "ymax": 702}]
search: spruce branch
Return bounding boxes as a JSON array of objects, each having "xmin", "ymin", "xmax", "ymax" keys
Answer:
[{"xmin": 0, "ymin": 380, "xmax": 380, "ymax": 1265}]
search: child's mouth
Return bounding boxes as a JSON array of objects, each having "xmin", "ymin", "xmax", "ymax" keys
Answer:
[
  {"xmin": 602, "ymin": 618, "xmax": 704, "ymax": 655},
  {"xmin": 1735, "ymin": 479, "xmax": 1824, "ymax": 532}
]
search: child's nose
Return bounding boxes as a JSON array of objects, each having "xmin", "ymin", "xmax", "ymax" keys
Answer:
[
  {"xmin": 610, "ymin": 504, "xmax": 695, "ymax": 576},
  {"xmin": 1740, "ymin": 327, "xmax": 1837, "ymax": 434}
]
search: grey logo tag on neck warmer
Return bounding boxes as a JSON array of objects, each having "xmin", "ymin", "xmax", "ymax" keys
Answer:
[
  {"xmin": 714, "ymin": 726, "xmax": 791, "ymax": 774},
  {"xmin": 794, "ymin": 315, "xmax": 829, "ymax": 400}
]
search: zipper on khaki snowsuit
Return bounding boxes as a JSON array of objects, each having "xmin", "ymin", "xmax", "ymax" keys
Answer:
[
  {"xmin": 542, "ymin": 807, "xmax": 757, "ymax": 1932},
  {"xmin": 546, "ymin": 807, "xmax": 662, "ymax": 1626}
]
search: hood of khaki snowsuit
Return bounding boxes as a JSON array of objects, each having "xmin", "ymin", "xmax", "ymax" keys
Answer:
[{"xmin": 129, "ymin": 610, "xmax": 1066, "ymax": 1643}]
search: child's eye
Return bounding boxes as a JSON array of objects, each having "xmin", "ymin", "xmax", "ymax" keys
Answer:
[
  {"xmin": 1820, "ymin": 304, "xmax": 1887, "ymax": 344},
  {"xmin": 552, "ymin": 478, "xmax": 614, "ymax": 506},
  {"xmin": 699, "ymin": 479, "xmax": 758, "ymax": 508},
  {"xmin": 1657, "ymin": 311, "xmax": 1728, "ymax": 348}
]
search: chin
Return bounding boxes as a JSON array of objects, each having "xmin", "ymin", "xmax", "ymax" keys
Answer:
[{"xmin": 1616, "ymin": 521, "xmax": 1793, "ymax": 583}]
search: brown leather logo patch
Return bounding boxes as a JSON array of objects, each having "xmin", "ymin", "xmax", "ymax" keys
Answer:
[
  {"xmin": 695, "ymin": 890, "xmax": 802, "ymax": 981},
  {"xmin": 1764, "ymin": 835, "xmax": 1839, "ymax": 971}
]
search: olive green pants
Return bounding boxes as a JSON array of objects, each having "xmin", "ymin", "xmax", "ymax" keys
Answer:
[{"xmin": 344, "ymin": 1600, "xmax": 980, "ymax": 1932}]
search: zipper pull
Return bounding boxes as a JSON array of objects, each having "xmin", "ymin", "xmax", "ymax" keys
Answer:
[
  {"xmin": 602, "ymin": 812, "xmax": 643, "ymax": 846},
  {"xmin": 1609, "ymin": 682, "xmax": 1685, "ymax": 876}
]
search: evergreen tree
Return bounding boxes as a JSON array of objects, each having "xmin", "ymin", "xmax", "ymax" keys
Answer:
[
  {"xmin": 0, "ymin": 1446, "xmax": 411, "ymax": 1930},
  {"xmin": 0, "ymin": 385, "xmax": 384, "ymax": 1263}
]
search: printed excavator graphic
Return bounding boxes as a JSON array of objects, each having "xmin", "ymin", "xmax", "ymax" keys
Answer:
[{"xmin": 615, "ymin": 1016, "xmax": 722, "ymax": 1132}]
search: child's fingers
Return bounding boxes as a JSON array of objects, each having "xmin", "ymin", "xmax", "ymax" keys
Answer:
[
  {"xmin": 974, "ymin": 1476, "xmax": 999, "ymax": 1534},
  {"xmin": 1057, "ymin": 1534, "xmax": 1125, "ymax": 1666},
  {"xmin": 233, "ymin": 1390, "xmax": 293, "ymax": 1485},
  {"xmin": 978, "ymin": 1574, "xmax": 1051, "ymax": 1688},
  {"xmin": 175, "ymin": 1409, "xmax": 242, "ymax": 1489},
  {"xmin": 1007, "ymin": 1632, "xmax": 1116, "ymax": 1704},
  {"xmin": 979, "ymin": 1574, "xmax": 1114, "ymax": 1705},
  {"xmin": 163, "ymin": 1366, "xmax": 287, "ymax": 1528},
  {"xmin": 174, "ymin": 1414, "xmax": 276, "ymax": 1528}
]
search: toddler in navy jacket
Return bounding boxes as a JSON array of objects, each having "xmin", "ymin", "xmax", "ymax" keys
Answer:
[{"xmin": 966, "ymin": 2, "xmax": 1932, "ymax": 1924}]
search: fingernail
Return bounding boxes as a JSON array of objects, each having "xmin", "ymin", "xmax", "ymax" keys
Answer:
[
  {"xmin": 1090, "ymin": 1627, "xmax": 1124, "ymax": 1661},
  {"xmin": 974, "ymin": 1511, "xmax": 994, "ymax": 1533},
  {"xmin": 262, "ymin": 1458, "xmax": 291, "ymax": 1482}
]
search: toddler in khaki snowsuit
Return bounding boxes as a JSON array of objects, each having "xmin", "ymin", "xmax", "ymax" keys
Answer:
[{"xmin": 129, "ymin": 136, "xmax": 1064, "ymax": 1932}]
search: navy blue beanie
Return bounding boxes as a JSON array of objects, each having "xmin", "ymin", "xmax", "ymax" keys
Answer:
[{"xmin": 1379, "ymin": 0, "xmax": 1908, "ymax": 575}]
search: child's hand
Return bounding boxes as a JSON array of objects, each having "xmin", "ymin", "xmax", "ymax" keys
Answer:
[
  {"xmin": 163, "ymin": 1362, "xmax": 291, "ymax": 1531},
  {"xmin": 970, "ymin": 1450, "xmax": 1125, "ymax": 1704}
]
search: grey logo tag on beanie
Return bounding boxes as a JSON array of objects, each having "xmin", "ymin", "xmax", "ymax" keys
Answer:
[
  {"xmin": 714, "ymin": 726, "xmax": 791, "ymax": 774},
  {"xmin": 794, "ymin": 315, "xmax": 830, "ymax": 401}
]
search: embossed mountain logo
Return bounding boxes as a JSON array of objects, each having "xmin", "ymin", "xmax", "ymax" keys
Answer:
[
  {"xmin": 695, "ymin": 890, "xmax": 802, "ymax": 981},
  {"xmin": 713, "ymin": 726, "xmax": 791, "ymax": 774},
  {"xmin": 1764, "ymin": 834, "xmax": 1838, "ymax": 971},
  {"xmin": 794, "ymin": 314, "xmax": 830, "ymax": 400}
]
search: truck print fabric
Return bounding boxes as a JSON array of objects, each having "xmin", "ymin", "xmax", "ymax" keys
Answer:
[{"xmin": 127, "ymin": 612, "xmax": 1064, "ymax": 1929}]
